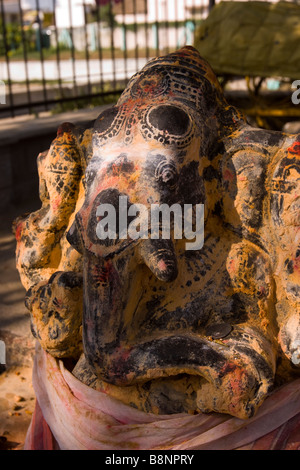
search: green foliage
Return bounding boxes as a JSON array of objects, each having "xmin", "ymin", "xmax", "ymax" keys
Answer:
[
  {"xmin": 0, "ymin": 21, "xmax": 36, "ymax": 56},
  {"xmin": 97, "ymin": 4, "xmax": 117, "ymax": 27}
]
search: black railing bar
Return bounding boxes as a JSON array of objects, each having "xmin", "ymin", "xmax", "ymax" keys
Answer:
[
  {"xmin": 184, "ymin": 0, "xmax": 188, "ymax": 44},
  {"xmin": 108, "ymin": 0, "xmax": 117, "ymax": 91},
  {"xmin": 191, "ymin": 0, "xmax": 196, "ymax": 37},
  {"xmin": 121, "ymin": 0, "xmax": 129, "ymax": 86},
  {"xmin": 0, "ymin": 89, "xmax": 125, "ymax": 113},
  {"xmin": 164, "ymin": 0, "xmax": 169, "ymax": 54},
  {"xmin": 0, "ymin": 0, "xmax": 15, "ymax": 117},
  {"xmin": 155, "ymin": 0, "xmax": 159, "ymax": 55},
  {"xmin": 144, "ymin": 0, "xmax": 150, "ymax": 61},
  {"xmin": 17, "ymin": 0, "xmax": 33, "ymax": 114},
  {"xmin": 52, "ymin": 0, "xmax": 64, "ymax": 100},
  {"xmin": 174, "ymin": 0, "xmax": 179, "ymax": 48},
  {"xmin": 209, "ymin": 0, "xmax": 215, "ymax": 12},
  {"xmin": 95, "ymin": 4, "xmax": 104, "ymax": 93},
  {"xmin": 35, "ymin": 0, "xmax": 48, "ymax": 110},
  {"xmin": 68, "ymin": 0, "xmax": 79, "ymax": 105},
  {"xmin": 191, "ymin": 0, "xmax": 194, "ymax": 23},
  {"xmin": 132, "ymin": 0, "xmax": 139, "ymax": 71},
  {"xmin": 83, "ymin": 2, "xmax": 92, "ymax": 95}
]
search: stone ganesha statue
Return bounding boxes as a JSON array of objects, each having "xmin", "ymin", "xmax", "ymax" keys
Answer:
[{"xmin": 15, "ymin": 46, "xmax": 300, "ymax": 420}]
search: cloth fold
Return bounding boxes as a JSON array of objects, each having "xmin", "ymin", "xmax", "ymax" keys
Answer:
[{"xmin": 24, "ymin": 343, "xmax": 300, "ymax": 450}]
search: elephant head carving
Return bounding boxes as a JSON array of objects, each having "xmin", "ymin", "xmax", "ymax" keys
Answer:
[{"xmin": 15, "ymin": 47, "xmax": 300, "ymax": 419}]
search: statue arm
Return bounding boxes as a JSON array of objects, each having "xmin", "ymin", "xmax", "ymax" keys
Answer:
[{"xmin": 15, "ymin": 123, "xmax": 90, "ymax": 359}]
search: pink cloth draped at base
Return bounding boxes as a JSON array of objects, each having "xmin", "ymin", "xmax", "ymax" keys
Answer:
[{"xmin": 24, "ymin": 343, "xmax": 300, "ymax": 450}]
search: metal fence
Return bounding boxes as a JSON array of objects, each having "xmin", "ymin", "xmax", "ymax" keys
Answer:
[{"xmin": 0, "ymin": 0, "xmax": 214, "ymax": 119}]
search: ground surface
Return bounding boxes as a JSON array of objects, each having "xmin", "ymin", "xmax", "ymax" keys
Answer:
[{"xmin": 0, "ymin": 201, "xmax": 39, "ymax": 450}]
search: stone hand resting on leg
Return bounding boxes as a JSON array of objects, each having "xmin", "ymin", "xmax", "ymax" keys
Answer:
[{"xmin": 15, "ymin": 123, "xmax": 89, "ymax": 359}]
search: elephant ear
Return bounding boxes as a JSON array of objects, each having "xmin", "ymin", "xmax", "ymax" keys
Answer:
[{"xmin": 15, "ymin": 122, "xmax": 92, "ymax": 291}]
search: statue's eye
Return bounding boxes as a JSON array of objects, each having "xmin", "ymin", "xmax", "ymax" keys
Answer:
[
  {"xmin": 155, "ymin": 160, "xmax": 178, "ymax": 189},
  {"xmin": 148, "ymin": 105, "xmax": 190, "ymax": 135},
  {"xmin": 85, "ymin": 169, "xmax": 96, "ymax": 186},
  {"xmin": 94, "ymin": 107, "xmax": 119, "ymax": 133}
]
